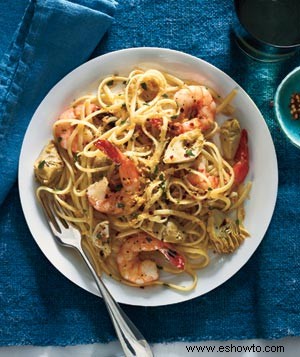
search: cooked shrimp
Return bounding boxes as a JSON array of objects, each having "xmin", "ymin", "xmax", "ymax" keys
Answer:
[
  {"xmin": 171, "ymin": 85, "xmax": 216, "ymax": 135},
  {"xmin": 186, "ymin": 157, "xmax": 219, "ymax": 190},
  {"xmin": 117, "ymin": 234, "xmax": 185, "ymax": 285},
  {"xmin": 54, "ymin": 103, "xmax": 98, "ymax": 152},
  {"xmin": 233, "ymin": 129, "xmax": 249, "ymax": 185},
  {"xmin": 87, "ymin": 140, "xmax": 141, "ymax": 215}
]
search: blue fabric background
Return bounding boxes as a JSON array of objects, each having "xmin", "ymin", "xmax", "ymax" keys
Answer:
[{"xmin": 0, "ymin": 0, "xmax": 300, "ymax": 346}]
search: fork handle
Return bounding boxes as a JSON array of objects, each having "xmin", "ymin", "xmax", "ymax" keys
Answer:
[{"xmin": 76, "ymin": 247, "xmax": 153, "ymax": 357}]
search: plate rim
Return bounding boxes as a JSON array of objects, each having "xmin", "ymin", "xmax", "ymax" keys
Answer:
[{"xmin": 18, "ymin": 47, "xmax": 278, "ymax": 306}]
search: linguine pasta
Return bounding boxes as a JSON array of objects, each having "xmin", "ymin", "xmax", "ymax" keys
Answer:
[{"xmin": 34, "ymin": 68, "xmax": 251, "ymax": 291}]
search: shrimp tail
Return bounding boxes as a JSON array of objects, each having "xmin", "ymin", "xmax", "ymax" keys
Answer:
[
  {"xmin": 234, "ymin": 129, "xmax": 248, "ymax": 162},
  {"xmin": 95, "ymin": 139, "xmax": 123, "ymax": 164},
  {"xmin": 160, "ymin": 247, "xmax": 185, "ymax": 269},
  {"xmin": 233, "ymin": 129, "xmax": 249, "ymax": 185},
  {"xmin": 94, "ymin": 139, "xmax": 140, "ymax": 195}
]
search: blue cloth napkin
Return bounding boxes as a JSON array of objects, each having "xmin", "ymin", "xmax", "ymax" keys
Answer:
[
  {"xmin": 1, "ymin": 0, "xmax": 300, "ymax": 347},
  {"xmin": 0, "ymin": 0, "xmax": 116, "ymax": 203}
]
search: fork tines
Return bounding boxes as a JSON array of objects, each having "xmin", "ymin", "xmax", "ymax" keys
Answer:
[{"xmin": 40, "ymin": 192, "xmax": 68, "ymax": 233}]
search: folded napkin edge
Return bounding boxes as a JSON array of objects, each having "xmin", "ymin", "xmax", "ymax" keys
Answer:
[
  {"xmin": 0, "ymin": 0, "xmax": 116, "ymax": 206},
  {"xmin": 42, "ymin": 0, "xmax": 117, "ymax": 18}
]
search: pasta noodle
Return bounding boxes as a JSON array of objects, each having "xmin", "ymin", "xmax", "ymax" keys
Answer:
[{"xmin": 34, "ymin": 69, "xmax": 251, "ymax": 291}]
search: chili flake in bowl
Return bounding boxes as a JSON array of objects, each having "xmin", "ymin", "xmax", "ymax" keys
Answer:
[
  {"xmin": 289, "ymin": 93, "xmax": 300, "ymax": 120},
  {"xmin": 274, "ymin": 66, "xmax": 300, "ymax": 149}
]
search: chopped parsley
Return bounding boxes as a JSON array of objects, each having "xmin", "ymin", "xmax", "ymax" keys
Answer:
[
  {"xmin": 150, "ymin": 164, "xmax": 159, "ymax": 180},
  {"xmin": 107, "ymin": 80, "xmax": 114, "ymax": 86},
  {"xmin": 236, "ymin": 219, "xmax": 240, "ymax": 226},
  {"xmin": 38, "ymin": 160, "xmax": 46, "ymax": 169},
  {"xmin": 117, "ymin": 202, "xmax": 125, "ymax": 208},
  {"xmin": 171, "ymin": 115, "xmax": 178, "ymax": 120},
  {"xmin": 141, "ymin": 82, "xmax": 148, "ymax": 90},
  {"xmin": 159, "ymin": 173, "xmax": 166, "ymax": 192},
  {"xmin": 114, "ymin": 184, "xmax": 122, "ymax": 192},
  {"xmin": 73, "ymin": 153, "xmax": 79, "ymax": 162},
  {"xmin": 185, "ymin": 149, "xmax": 195, "ymax": 157},
  {"xmin": 162, "ymin": 93, "xmax": 169, "ymax": 98}
]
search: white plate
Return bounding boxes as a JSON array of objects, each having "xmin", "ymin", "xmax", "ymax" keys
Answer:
[{"xmin": 19, "ymin": 47, "xmax": 278, "ymax": 306}]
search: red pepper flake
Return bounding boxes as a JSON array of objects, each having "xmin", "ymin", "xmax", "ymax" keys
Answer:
[{"xmin": 289, "ymin": 93, "xmax": 300, "ymax": 120}]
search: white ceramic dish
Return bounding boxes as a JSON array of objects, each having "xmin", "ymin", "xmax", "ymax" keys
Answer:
[{"xmin": 19, "ymin": 47, "xmax": 278, "ymax": 306}]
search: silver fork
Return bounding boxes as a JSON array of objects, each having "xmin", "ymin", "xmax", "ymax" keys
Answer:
[{"xmin": 40, "ymin": 193, "xmax": 153, "ymax": 357}]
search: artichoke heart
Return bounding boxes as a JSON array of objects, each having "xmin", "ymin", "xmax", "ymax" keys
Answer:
[
  {"xmin": 34, "ymin": 141, "xmax": 64, "ymax": 186},
  {"xmin": 163, "ymin": 129, "xmax": 204, "ymax": 164},
  {"xmin": 207, "ymin": 209, "xmax": 248, "ymax": 254},
  {"xmin": 141, "ymin": 219, "xmax": 186, "ymax": 243},
  {"xmin": 220, "ymin": 118, "xmax": 241, "ymax": 160}
]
